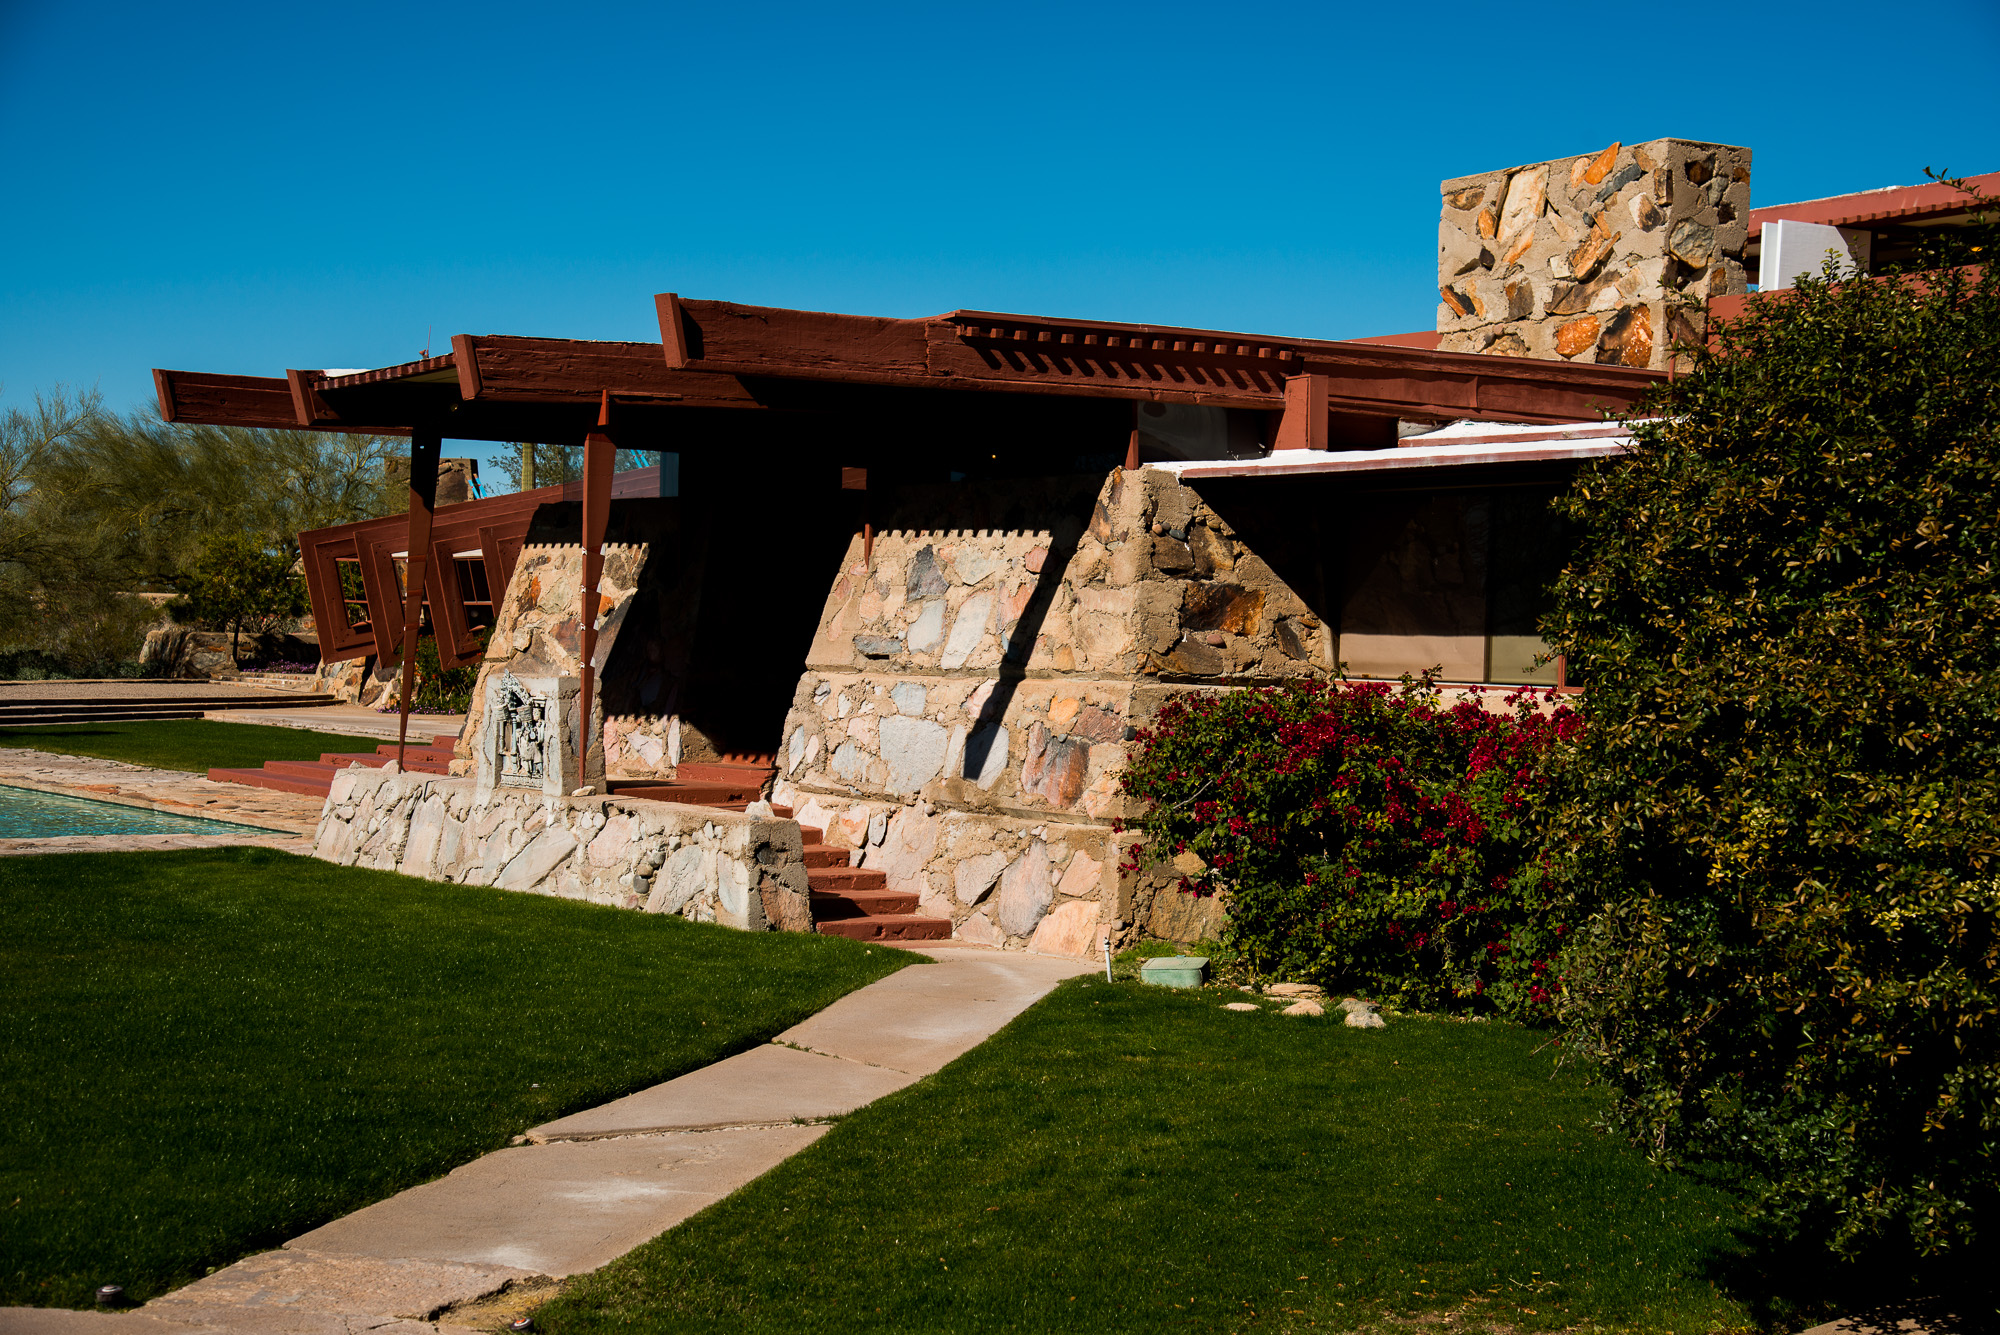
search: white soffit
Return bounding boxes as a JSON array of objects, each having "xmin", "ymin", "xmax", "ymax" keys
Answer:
[{"xmin": 1156, "ymin": 420, "xmax": 1641, "ymax": 480}]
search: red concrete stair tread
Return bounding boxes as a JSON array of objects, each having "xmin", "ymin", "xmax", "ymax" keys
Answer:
[
  {"xmin": 372, "ymin": 744, "xmax": 458, "ymax": 761},
  {"xmin": 815, "ymin": 914, "xmax": 952, "ymax": 942},
  {"xmin": 260, "ymin": 759, "xmax": 341, "ymax": 779},
  {"xmin": 673, "ymin": 762, "xmax": 777, "ymax": 784},
  {"xmin": 808, "ymin": 866, "xmax": 887, "ymax": 891},
  {"xmin": 612, "ymin": 782, "xmax": 770, "ymax": 806},
  {"xmin": 207, "ymin": 767, "xmax": 331, "ymax": 798},
  {"xmin": 802, "ymin": 846, "xmax": 849, "ymax": 868},
  {"xmin": 322, "ymin": 752, "xmax": 452, "ymax": 774},
  {"xmin": 797, "ymin": 826, "xmax": 824, "ymax": 842},
  {"xmin": 809, "ymin": 888, "xmax": 921, "ymax": 919}
]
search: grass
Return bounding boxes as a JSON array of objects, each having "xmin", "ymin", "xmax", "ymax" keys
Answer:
[
  {"xmin": 536, "ymin": 979, "xmax": 1775, "ymax": 1335},
  {"xmin": 0, "ymin": 718, "xmax": 414, "ymax": 773},
  {"xmin": 0, "ymin": 847, "xmax": 915, "ymax": 1309}
]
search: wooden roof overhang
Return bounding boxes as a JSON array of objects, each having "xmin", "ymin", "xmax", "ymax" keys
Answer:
[
  {"xmin": 658, "ymin": 296, "xmax": 1664, "ymax": 427},
  {"xmin": 153, "ymin": 296, "xmax": 1666, "ymax": 444}
]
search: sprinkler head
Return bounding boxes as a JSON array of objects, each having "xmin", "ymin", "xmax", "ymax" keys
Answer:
[
  {"xmin": 96, "ymin": 1285, "xmax": 126, "ymax": 1308},
  {"xmin": 508, "ymin": 1318, "xmax": 535, "ymax": 1333}
]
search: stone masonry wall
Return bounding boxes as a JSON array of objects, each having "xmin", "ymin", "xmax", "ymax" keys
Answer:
[
  {"xmin": 447, "ymin": 542, "xmax": 656, "ymax": 785},
  {"xmin": 1436, "ymin": 138, "xmax": 1750, "ymax": 369},
  {"xmin": 771, "ymin": 467, "xmax": 1337, "ymax": 953},
  {"xmin": 312, "ymin": 763, "xmax": 805, "ymax": 930}
]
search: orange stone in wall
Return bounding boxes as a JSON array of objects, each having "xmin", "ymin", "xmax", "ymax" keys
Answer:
[
  {"xmin": 1555, "ymin": 315, "xmax": 1601, "ymax": 358},
  {"xmin": 1620, "ymin": 308, "xmax": 1655, "ymax": 368}
]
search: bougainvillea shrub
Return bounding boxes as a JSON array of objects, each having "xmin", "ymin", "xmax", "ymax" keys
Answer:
[
  {"xmin": 1119, "ymin": 678, "xmax": 1579, "ymax": 1018},
  {"xmin": 1541, "ymin": 237, "xmax": 2000, "ymax": 1259}
]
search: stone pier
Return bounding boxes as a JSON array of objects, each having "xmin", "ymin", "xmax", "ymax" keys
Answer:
[
  {"xmin": 772, "ymin": 466, "xmax": 1338, "ymax": 952},
  {"xmin": 1436, "ymin": 137, "xmax": 1751, "ymax": 368}
]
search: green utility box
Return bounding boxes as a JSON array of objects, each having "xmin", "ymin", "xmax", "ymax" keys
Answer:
[{"xmin": 1139, "ymin": 956, "xmax": 1209, "ymax": 988}]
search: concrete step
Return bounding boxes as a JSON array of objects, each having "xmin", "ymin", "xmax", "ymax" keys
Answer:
[
  {"xmin": 372, "ymin": 742, "xmax": 458, "ymax": 760},
  {"xmin": 612, "ymin": 780, "xmax": 770, "ymax": 807},
  {"xmin": 321, "ymin": 751, "xmax": 452, "ymax": 775},
  {"xmin": 262, "ymin": 759, "xmax": 342, "ymax": 780},
  {"xmin": 807, "ymin": 865, "xmax": 887, "ymax": 892},
  {"xmin": 802, "ymin": 845, "xmax": 849, "ymax": 868},
  {"xmin": 674, "ymin": 761, "xmax": 777, "ymax": 785},
  {"xmin": 797, "ymin": 826, "xmax": 824, "ymax": 842},
  {"xmin": 0, "ymin": 708, "xmax": 209, "ymax": 725},
  {"xmin": 816, "ymin": 914, "xmax": 952, "ymax": 942},
  {"xmin": 0, "ymin": 693, "xmax": 338, "ymax": 712},
  {"xmin": 207, "ymin": 766, "xmax": 332, "ymax": 798},
  {"xmin": 809, "ymin": 888, "xmax": 921, "ymax": 919},
  {"xmin": 233, "ymin": 672, "xmax": 325, "ymax": 687}
]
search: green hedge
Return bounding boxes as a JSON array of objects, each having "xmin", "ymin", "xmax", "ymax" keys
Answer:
[{"xmin": 1542, "ymin": 247, "xmax": 2000, "ymax": 1260}]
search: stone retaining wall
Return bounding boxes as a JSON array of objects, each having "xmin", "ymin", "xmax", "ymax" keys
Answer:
[{"xmin": 311, "ymin": 764, "xmax": 803, "ymax": 930}]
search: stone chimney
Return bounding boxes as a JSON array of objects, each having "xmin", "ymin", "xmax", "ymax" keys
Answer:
[
  {"xmin": 437, "ymin": 457, "xmax": 478, "ymax": 505},
  {"xmin": 1435, "ymin": 138, "xmax": 1751, "ymax": 370}
]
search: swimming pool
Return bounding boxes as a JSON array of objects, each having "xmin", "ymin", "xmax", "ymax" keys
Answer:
[{"xmin": 0, "ymin": 784, "xmax": 276, "ymax": 839}]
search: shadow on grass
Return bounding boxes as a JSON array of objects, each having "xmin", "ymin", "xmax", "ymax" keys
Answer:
[{"xmin": 1697, "ymin": 1214, "xmax": 1997, "ymax": 1333}]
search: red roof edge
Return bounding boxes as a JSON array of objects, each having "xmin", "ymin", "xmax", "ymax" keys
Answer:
[
  {"xmin": 1345, "ymin": 330, "xmax": 1442, "ymax": 350},
  {"xmin": 1748, "ymin": 170, "xmax": 2000, "ymax": 240}
]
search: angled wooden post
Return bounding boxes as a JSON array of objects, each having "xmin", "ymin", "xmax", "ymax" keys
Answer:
[
  {"xmin": 1124, "ymin": 401, "xmax": 1141, "ymax": 471},
  {"xmin": 579, "ymin": 394, "xmax": 616, "ymax": 788},
  {"xmin": 395, "ymin": 430, "xmax": 442, "ymax": 767}
]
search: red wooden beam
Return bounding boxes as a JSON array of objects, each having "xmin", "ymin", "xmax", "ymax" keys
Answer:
[
  {"xmin": 659, "ymin": 297, "xmax": 1664, "ymax": 424},
  {"xmin": 578, "ymin": 394, "xmax": 617, "ymax": 789},
  {"xmin": 656, "ymin": 292, "xmax": 691, "ymax": 368},
  {"xmin": 154, "ymin": 369, "xmax": 414, "ymax": 435}
]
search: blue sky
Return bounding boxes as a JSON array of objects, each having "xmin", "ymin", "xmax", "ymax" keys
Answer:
[{"xmin": 3, "ymin": 0, "xmax": 1996, "ymax": 477}]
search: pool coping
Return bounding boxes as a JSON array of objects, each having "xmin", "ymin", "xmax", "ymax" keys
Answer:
[
  {"xmin": 0, "ymin": 749, "xmax": 324, "ymax": 838},
  {"xmin": 0, "ymin": 777, "xmax": 302, "ymax": 837}
]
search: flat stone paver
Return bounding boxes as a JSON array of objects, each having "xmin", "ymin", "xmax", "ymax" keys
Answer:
[
  {"xmin": 528, "ymin": 1042, "xmax": 917, "ymax": 1141},
  {"xmin": 289, "ymin": 1125, "xmax": 829, "ymax": 1276},
  {"xmin": 145, "ymin": 1250, "xmax": 536, "ymax": 1328}
]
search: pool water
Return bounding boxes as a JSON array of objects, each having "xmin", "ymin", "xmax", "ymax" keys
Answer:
[{"xmin": 0, "ymin": 784, "xmax": 275, "ymax": 838}]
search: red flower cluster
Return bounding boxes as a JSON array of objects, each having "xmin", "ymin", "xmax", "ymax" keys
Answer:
[{"xmin": 1120, "ymin": 676, "xmax": 1581, "ymax": 1017}]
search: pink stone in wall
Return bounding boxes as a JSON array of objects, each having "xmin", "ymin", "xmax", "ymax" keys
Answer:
[
  {"xmin": 1028, "ymin": 900, "xmax": 1103, "ymax": 959},
  {"xmin": 1022, "ymin": 723, "xmax": 1090, "ymax": 808}
]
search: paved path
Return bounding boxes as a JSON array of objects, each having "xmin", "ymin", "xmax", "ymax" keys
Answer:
[
  {"xmin": 0, "ymin": 947, "xmax": 1095, "ymax": 1334},
  {"xmin": 0, "ymin": 749, "xmax": 321, "ymax": 853}
]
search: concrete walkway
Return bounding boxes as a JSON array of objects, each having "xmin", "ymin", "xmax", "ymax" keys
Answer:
[{"xmin": 0, "ymin": 946, "xmax": 1095, "ymax": 1334}]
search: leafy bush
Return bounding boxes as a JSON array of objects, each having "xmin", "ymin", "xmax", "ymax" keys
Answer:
[
  {"xmin": 1120, "ymin": 678, "xmax": 1578, "ymax": 1018},
  {"xmin": 166, "ymin": 533, "xmax": 307, "ymax": 667},
  {"xmin": 1542, "ymin": 243, "xmax": 2000, "ymax": 1258},
  {"xmin": 408, "ymin": 634, "xmax": 481, "ymax": 714}
]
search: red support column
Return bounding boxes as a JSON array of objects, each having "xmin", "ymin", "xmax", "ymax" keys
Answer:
[
  {"xmin": 394, "ymin": 430, "xmax": 442, "ymax": 767},
  {"xmin": 578, "ymin": 395, "xmax": 616, "ymax": 787},
  {"xmin": 1124, "ymin": 401, "xmax": 1141, "ymax": 471},
  {"xmin": 1274, "ymin": 374, "xmax": 1331, "ymax": 451}
]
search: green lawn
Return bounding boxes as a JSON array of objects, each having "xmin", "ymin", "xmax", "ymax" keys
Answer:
[
  {"xmin": 538, "ymin": 981, "xmax": 1776, "ymax": 1335},
  {"xmin": 0, "ymin": 718, "xmax": 409, "ymax": 773},
  {"xmin": 0, "ymin": 848, "xmax": 914, "ymax": 1309}
]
